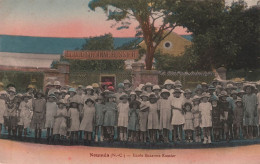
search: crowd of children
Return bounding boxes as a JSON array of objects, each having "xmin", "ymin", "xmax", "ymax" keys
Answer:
[{"xmin": 0, "ymin": 78, "xmax": 259, "ymax": 145}]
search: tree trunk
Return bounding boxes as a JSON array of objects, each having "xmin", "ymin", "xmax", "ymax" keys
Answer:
[{"xmin": 145, "ymin": 46, "xmax": 155, "ymax": 70}]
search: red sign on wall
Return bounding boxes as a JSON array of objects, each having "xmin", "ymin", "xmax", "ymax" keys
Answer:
[{"xmin": 63, "ymin": 50, "xmax": 139, "ymax": 60}]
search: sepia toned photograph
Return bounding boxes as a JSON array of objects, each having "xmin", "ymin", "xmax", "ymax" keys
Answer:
[{"xmin": 0, "ymin": 0, "xmax": 259, "ymax": 163}]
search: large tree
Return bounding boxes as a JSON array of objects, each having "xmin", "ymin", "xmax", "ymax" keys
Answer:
[
  {"xmin": 89, "ymin": 0, "xmax": 179, "ymax": 70},
  {"xmin": 171, "ymin": 0, "xmax": 260, "ymax": 71}
]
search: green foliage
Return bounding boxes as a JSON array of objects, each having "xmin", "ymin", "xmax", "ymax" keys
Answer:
[
  {"xmin": 170, "ymin": 0, "xmax": 260, "ymax": 71},
  {"xmin": 89, "ymin": 0, "xmax": 180, "ymax": 70},
  {"xmin": 59, "ymin": 33, "xmax": 125, "ymax": 71}
]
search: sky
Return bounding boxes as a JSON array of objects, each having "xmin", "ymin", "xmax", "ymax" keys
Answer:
[{"xmin": 0, "ymin": 0, "xmax": 258, "ymax": 38}]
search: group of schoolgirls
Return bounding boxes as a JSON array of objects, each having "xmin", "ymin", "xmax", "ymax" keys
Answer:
[{"xmin": 0, "ymin": 78, "xmax": 259, "ymax": 145}]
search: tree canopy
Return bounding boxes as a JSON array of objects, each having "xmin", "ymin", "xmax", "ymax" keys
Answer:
[{"xmin": 89, "ymin": 0, "xmax": 180, "ymax": 70}]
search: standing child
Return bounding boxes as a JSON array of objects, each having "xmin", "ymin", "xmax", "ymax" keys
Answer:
[
  {"xmin": 18, "ymin": 93, "xmax": 33, "ymax": 140},
  {"xmin": 158, "ymin": 89, "xmax": 172, "ymax": 143},
  {"xmin": 192, "ymin": 96, "xmax": 201, "ymax": 142},
  {"xmin": 94, "ymin": 96, "xmax": 105, "ymax": 142},
  {"xmin": 199, "ymin": 93, "xmax": 212, "ymax": 144},
  {"xmin": 0, "ymin": 91, "xmax": 7, "ymax": 137},
  {"xmin": 139, "ymin": 93, "xmax": 150, "ymax": 143},
  {"xmin": 128, "ymin": 100, "xmax": 140, "ymax": 142},
  {"xmin": 103, "ymin": 94, "xmax": 117, "ymax": 142},
  {"xmin": 31, "ymin": 91, "xmax": 46, "ymax": 142},
  {"xmin": 68, "ymin": 99, "xmax": 80, "ymax": 144},
  {"xmin": 117, "ymin": 94, "xmax": 130, "ymax": 142},
  {"xmin": 171, "ymin": 89, "xmax": 185, "ymax": 142},
  {"xmin": 183, "ymin": 102, "xmax": 194, "ymax": 143},
  {"xmin": 80, "ymin": 98, "xmax": 96, "ymax": 145},
  {"xmin": 233, "ymin": 98, "xmax": 244, "ymax": 139},
  {"xmin": 219, "ymin": 91, "xmax": 233, "ymax": 142},
  {"xmin": 242, "ymin": 84, "xmax": 257, "ymax": 139},
  {"xmin": 148, "ymin": 93, "xmax": 159, "ymax": 143},
  {"xmin": 45, "ymin": 94, "xmax": 58, "ymax": 143},
  {"xmin": 211, "ymin": 96, "xmax": 221, "ymax": 142},
  {"xmin": 53, "ymin": 100, "xmax": 68, "ymax": 144}
]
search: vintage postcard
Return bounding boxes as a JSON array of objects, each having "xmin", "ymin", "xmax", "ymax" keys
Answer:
[{"xmin": 0, "ymin": 0, "xmax": 260, "ymax": 163}]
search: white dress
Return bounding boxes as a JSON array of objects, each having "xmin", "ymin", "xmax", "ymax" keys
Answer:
[
  {"xmin": 199, "ymin": 102, "xmax": 212, "ymax": 128},
  {"xmin": 148, "ymin": 103, "xmax": 159, "ymax": 129},
  {"xmin": 68, "ymin": 108, "xmax": 80, "ymax": 131},
  {"xmin": 0, "ymin": 99, "xmax": 6, "ymax": 124},
  {"xmin": 159, "ymin": 99, "xmax": 172, "ymax": 130},
  {"xmin": 117, "ymin": 102, "xmax": 130, "ymax": 128},
  {"xmin": 53, "ymin": 108, "xmax": 68, "ymax": 136},
  {"xmin": 18, "ymin": 101, "xmax": 33, "ymax": 128},
  {"xmin": 171, "ymin": 97, "xmax": 185, "ymax": 125},
  {"xmin": 79, "ymin": 106, "xmax": 95, "ymax": 132},
  {"xmin": 45, "ymin": 102, "xmax": 58, "ymax": 128}
]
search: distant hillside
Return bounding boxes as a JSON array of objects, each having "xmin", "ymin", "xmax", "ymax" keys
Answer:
[{"xmin": 0, "ymin": 35, "xmax": 192, "ymax": 55}]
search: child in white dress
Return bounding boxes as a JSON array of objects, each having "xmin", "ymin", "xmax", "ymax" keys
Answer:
[
  {"xmin": 171, "ymin": 89, "xmax": 185, "ymax": 142},
  {"xmin": 18, "ymin": 93, "xmax": 33, "ymax": 140},
  {"xmin": 53, "ymin": 100, "xmax": 68, "ymax": 143},
  {"xmin": 183, "ymin": 102, "xmax": 194, "ymax": 143},
  {"xmin": 158, "ymin": 89, "xmax": 172, "ymax": 143},
  {"xmin": 199, "ymin": 93, "xmax": 212, "ymax": 144},
  {"xmin": 192, "ymin": 95, "xmax": 201, "ymax": 142},
  {"xmin": 148, "ymin": 93, "xmax": 159, "ymax": 143},
  {"xmin": 117, "ymin": 94, "xmax": 129, "ymax": 142},
  {"xmin": 0, "ymin": 91, "xmax": 7, "ymax": 137},
  {"xmin": 45, "ymin": 94, "xmax": 58, "ymax": 142},
  {"xmin": 139, "ymin": 93, "xmax": 150, "ymax": 143},
  {"xmin": 68, "ymin": 99, "xmax": 80, "ymax": 144},
  {"xmin": 80, "ymin": 98, "xmax": 96, "ymax": 145}
]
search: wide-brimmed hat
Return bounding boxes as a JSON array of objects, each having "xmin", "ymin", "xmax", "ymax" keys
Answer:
[
  {"xmin": 144, "ymin": 82, "xmax": 153, "ymax": 90},
  {"xmin": 60, "ymin": 89, "xmax": 67, "ymax": 93},
  {"xmin": 54, "ymin": 81, "xmax": 61, "ymax": 86},
  {"xmin": 0, "ymin": 82, "xmax": 4, "ymax": 87},
  {"xmin": 243, "ymin": 83, "xmax": 256, "ymax": 91},
  {"xmin": 164, "ymin": 79, "xmax": 175, "ymax": 86},
  {"xmin": 230, "ymin": 90, "xmax": 238, "ymax": 96},
  {"xmin": 208, "ymin": 85, "xmax": 216, "ymax": 90},
  {"xmin": 140, "ymin": 93, "xmax": 149, "ymax": 99},
  {"xmin": 226, "ymin": 84, "xmax": 234, "ymax": 90},
  {"xmin": 152, "ymin": 85, "xmax": 161, "ymax": 91},
  {"xmin": 216, "ymin": 85, "xmax": 223, "ymax": 89},
  {"xmin": 92, "ymin": 83, "xmax": 99, "ymax": 88},
  {"xmin": 57, "ymin": 99, "xmax": 66, "ymax": 105},
  {"xmin": 138, "ymin": 84, "xmax": 145, "ymax": 89},
  {"xmin": 123, "ymin": 79, "xmax": 131, "ymax": 84},
  {"xmin": 15, "ymin": 93, "xmax": 23, "ymax": 98},
  {"xmin": 135, "ymin": 87, "xmax": 142, "ymax": 92},
  {"xmin": 68, "ymin": 88, "xmax": 76, "ymax": 93},
  {"xmin": 117, "ymin": 83, "xmax": 124, "ymax": 89},
  {"xmin": 8, "ymin": 87, "xmax": 16, "ymax": 93},
  {"xmin": 119, "ymin": 94, "xmax": 129, "ymax": 100},
  {"xmin": 219, "ymin": 91, "xmax": 228, "ymax": 98},
  {"xmin": 195, "ymin": 85, "xmax": 203, "ymax": 92},
  {"xmin": 107, "ymin": 86, "xmax": 115, "ymax": 91},
  {"xmin": 85, "ymin": 85, "xmax": 94, "ymax": 91},
  {"xmin": 107, "ymin": 94, "xmax": 116, "ymax": 98},
  {"xmin": 0, "ymin": 90, "xmax": 8, "ymax": 95},
  {"xmin": 235, "ymin": 98, "xmax": 242, "ymax": 104},
  {"xmin": 173, "ymin": 88, "xmax": 182, "ymax": 94},
  {"xmin": 85, "ymin": 98, "xmax": 95, "ymax": 104},
  {"xmin": 129, "ymin": 100, "xmax": 141, "ymax": 109},
  {"xmin": 183, "ymin": 102, "xmax": 193, "ymax": 108},
  {"xmin": 47, "ymin": 93, "xmax": 56, "ymax": 99},
  {"xmin": 201, "ymin": 82, "xmax": 208, "ymax": 87},
  {"xmin": 200, "ymin": 92, "xmax": 210, "ymax": 99},
  {"xmin": 130, "ymin": 91, "xmax": 137, "ymax": 96},
  {"xmin": 192, "ymin": 95, "xmax": 201, "ymax": 102},
  {"xmin": 23, "ymin": 93, "xmax": 32, "ymax": 98},
  {"xmin": 149, "ymin": 93, "xmax": 157, "ymax": 100},
  {"xmin": 175, "ymin": 80, "xmax": 182, "ymax": 88},
  {"xmin": 160, "ymin": 89, "xmax": 170, "ymax": 96},
  {"xmin": 184, "ymin": 89, "xmax": 192, "ymax": 95}
]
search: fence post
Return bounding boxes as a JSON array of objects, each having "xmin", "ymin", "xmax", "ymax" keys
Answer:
[{"xmin": 131, "ymin": 62, "xmax": 159, "ymax": 88}]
